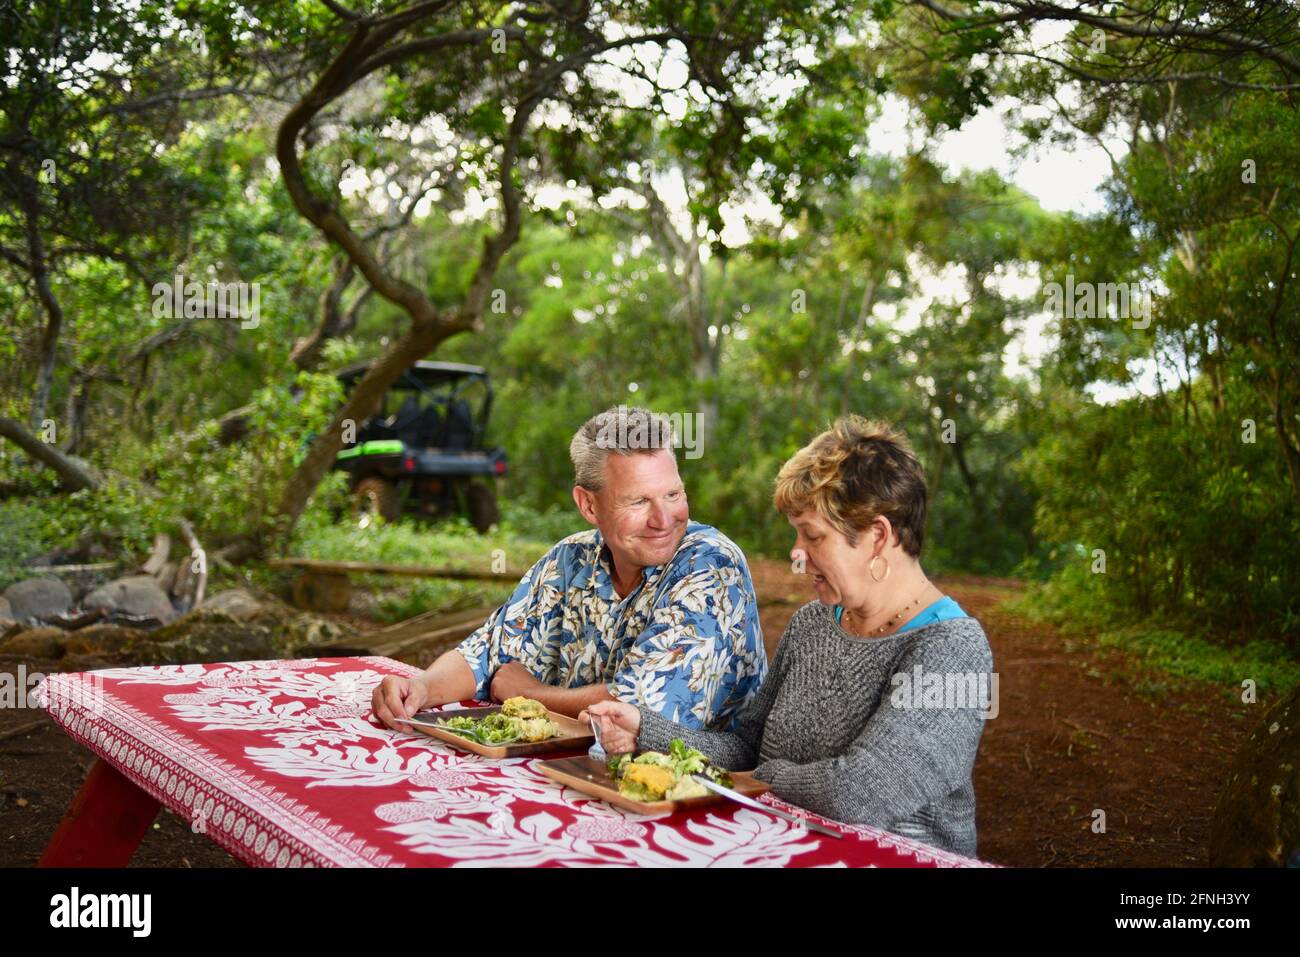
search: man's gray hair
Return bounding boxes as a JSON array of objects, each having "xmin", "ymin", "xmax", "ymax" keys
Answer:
[{"xmin": 570, "ymin": 406, "xmax": 678, "ymax": 490}]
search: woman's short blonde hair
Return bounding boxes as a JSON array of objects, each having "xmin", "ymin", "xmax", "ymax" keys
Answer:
[{"xmin": 773, "ymin": 416, "xmax": 928, "ymax": 555}]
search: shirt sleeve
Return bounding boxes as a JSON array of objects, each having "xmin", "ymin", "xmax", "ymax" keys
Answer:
[
  {"xmin": 608, "ymin": 545, "xmax": 766, "ymax": 730},
  {"xmin": 454, "ymin": 544, "xmax": 570, "ymax": 700},
  {"xmin": 752, "ymin": 629, "xmax": 993, "ymax": 826},
  {"xmin": 633, "ymin": 625, "xmax": 795, "ymax": 769}
]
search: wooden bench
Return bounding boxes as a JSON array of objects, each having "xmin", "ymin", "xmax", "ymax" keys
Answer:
[
  {"xmin": 298, "ymin": 605, "xmax": 498, "ymax": 667},
  {"xmin": 268, "ymin": 557, "xmax": 523, "ymax": 613}
]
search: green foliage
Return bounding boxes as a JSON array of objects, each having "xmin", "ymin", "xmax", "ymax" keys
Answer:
[
  {"xmin": 1018, "ymin": 380, "xmax": 1300, "ymax": 639},
  {"xmin": 2, "ymin": 0, "xmax": 1297, "ymax": 673},
  {"xmin": 146, "ymin": 370, "xmax": 347, "ymax": 545},
  {"xmin": 288, "ymin": 509, "xmax": 558, "ymax": 623},
  {"xmin": 1011, "ymin": 81, "xmax": 1300, "ymax": 646},
  {"xmin": 1006, "ymin": 578, "xmax": 1300, "ymax": 697},
  {"xmin": 291, "ymin": 508, "xmax": 552, "ymax": 570},
  {"xmin": 0, "ymin": 498, "xmax": 60, "ymax": 589}
]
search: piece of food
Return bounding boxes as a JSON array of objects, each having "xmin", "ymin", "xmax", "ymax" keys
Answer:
[
  {"xmin": 618, "ymin": 762, "xmax": 676, "ymax": 801},
  {"xmin": 516, "ymin": 716, "xmax": 560, "ymax": 742},
  {"xmin": 433, "ymin": 703, "xmax": 560, "ymax": 747},
  {"xmin": 608, "ymin": 753, "xmax": 632, "ymax": 778},
  {"xmin": 501, "ymin": 696, "xmax": 547, "ymax": 719},
  {"xmin": 608, "ymin": 738, "xmax": 734, "ymax": 801},
  {"xmin": 437, "ymin": 715, "xmax": 485, "ymax": 742},
  {"xmin": 477, "ymin": 712, "xmax": 522, "ymax": 744},
  {"xmin": 668, "ymin": 738, "xmax": 707, "ymax": 775},
  {"xmin": 665, "ymin": 776, "xmax": 710, "ymax": 800}
]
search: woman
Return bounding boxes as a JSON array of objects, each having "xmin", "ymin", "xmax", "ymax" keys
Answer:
[{"xmin": 583, "ymin": 416, "xmax": 994, "ymax": 856}]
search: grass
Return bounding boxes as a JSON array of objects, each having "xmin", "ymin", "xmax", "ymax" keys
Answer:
[
  {"xmin": 285, "ymin": 506, "xmax": 570, "ymax": 623},
  {"xmin": 1094, "ymin": 626, "xmax": 1300, "ymax": 698},
  {"xmin": 1005, "ymin": 582, "xmax": 1300, "ymax": 701}
]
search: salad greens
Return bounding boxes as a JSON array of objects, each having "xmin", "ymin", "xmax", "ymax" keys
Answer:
[
  {"xmin": 607, "ymin": 738, "xmax": 733, "ymax": 800},
  {"xmin": 436, "ymin": 711, "xmax": 523, "ymax": 745}
]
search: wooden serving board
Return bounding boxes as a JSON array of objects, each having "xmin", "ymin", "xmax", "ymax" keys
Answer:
[
  {"xmin": 397, "ymin": 706, "xmax": 594, "ymax": 758},
  {"xmin": 536, "ymin": 755, "xmax": 770, "ymax": 815}
]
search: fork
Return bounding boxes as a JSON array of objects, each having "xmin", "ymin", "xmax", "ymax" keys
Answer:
[{"xmin": 587, "ymin": 716, "xmax": 607, "ymax": 762}]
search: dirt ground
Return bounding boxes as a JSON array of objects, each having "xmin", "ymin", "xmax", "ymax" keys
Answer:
[{"xmin": 0, "ymin": 561, "xmax": 1258, "ymax": 867}]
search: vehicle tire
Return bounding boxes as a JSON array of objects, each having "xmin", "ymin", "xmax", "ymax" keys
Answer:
[
  {"xmin": 465, "ymin": 481, "xmax": 500, "ymax": 533},
  {"xmin": 353, "ymin": 477, "xmax": 401, "ymax": 525}
]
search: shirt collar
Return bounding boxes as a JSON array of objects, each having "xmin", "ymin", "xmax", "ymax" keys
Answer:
[{"xmin": 582, "ymin": 522, "xmax": 699, "ymax": 596}]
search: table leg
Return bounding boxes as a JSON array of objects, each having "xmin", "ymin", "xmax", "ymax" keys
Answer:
[{"xmin": 39, "ymin": 757, "xmax": 161, "ymax": 867}]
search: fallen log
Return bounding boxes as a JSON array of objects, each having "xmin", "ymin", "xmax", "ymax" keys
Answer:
[
  {"xmin": 268, "ymin": 557, "xmax": 521, "ymax": 582},
  {"xmin": 0, "ymin": 416, "xmax": 102, "ymax": 492},
  {"xmin": 142, "ymin": 533, "xmax": 172, "ymax": 576},
  {"xmin": 298, "ymin": 605, "xmax": 492, "ymax": 668}
]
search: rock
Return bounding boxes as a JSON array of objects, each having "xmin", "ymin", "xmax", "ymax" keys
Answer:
[
  {"xmin": 2, "ymin": 578, "xmax": 73, "ymax": 624},
  {"xmin": 0, "ymin": 626, "xmax": 66, "ymax": 659},
  {"xmin": 56, "ymin": 653, "xmax": 113, "ymax": 673},
  {"xmin": 47, "ymin": 606, "xmax": 108, "ymax": 629},
  {"xmin": 122, "ymin": 598, "xmax": 354, "ymax": 666},
  {"xmin": 0, "ymin": 603, "xmax": 19, "ymax": 638},
  {"xmin": 60, "ymin": 624, "xmax": 147, "ymax": 659},
  {"xmin": 1210, "ymin": 686, "xmax": 1300, "ymax": 867},
  {"xmin": 172, "ymin": 559, "xmax": 196, "ymax": 604},
  {"xmin": 291, "ymin": 572, "xmax": 353, "ymax": 613},
  {"xmin": 82, "ymin": 575, "xmax": 177, "ymax": 625},
  {"xmin": 199, "ymin": 589, "xmax": 263, "ymax": 621}
]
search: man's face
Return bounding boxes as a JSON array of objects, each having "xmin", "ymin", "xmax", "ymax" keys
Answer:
[{"xmin": 573, "ymin": 449, "xmax": 689, "ymax": 576}]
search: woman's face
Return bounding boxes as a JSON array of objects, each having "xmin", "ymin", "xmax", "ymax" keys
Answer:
[{"xmin": 787, "ymin": 510, "xmax": 875, "ymax": 607}]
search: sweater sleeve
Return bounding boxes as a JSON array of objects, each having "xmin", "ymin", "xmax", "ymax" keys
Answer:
[
  {"xmin": 633, "ymin": 619, "xmax": 798, "ymax": 770},
  {"xmin": 753, "ymin": 623, "xmax": 993, "ymax": 826}
]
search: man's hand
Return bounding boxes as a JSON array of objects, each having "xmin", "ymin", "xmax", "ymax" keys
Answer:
[
  {"xmin": 371, "ymin": 674, "xmax": 431, "ymax": 730},
  {"xmin": 490, "ymin": 661, "xmax": 542, "ymax": 703}
]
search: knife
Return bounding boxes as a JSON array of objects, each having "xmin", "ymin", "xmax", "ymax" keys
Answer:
[{"xmin": 692, "ymin": 775, "xmax": 843, "ymax": 839}]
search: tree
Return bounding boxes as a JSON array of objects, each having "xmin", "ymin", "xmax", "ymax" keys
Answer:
[
  {"xmin": 0, "ymin": 0, "xmax": 268, "ymax": 435},
  {"xmin": 266, "ymin": 0, "xmax": 878, "ymax": 546}
]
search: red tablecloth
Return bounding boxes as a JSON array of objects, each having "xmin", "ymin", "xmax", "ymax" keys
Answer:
[{"xmin": 37, "ymin": 656, "xmax": 990, "ymax": 868}]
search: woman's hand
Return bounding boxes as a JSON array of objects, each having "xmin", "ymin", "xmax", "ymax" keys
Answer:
[{"xmin": 580, "ymin": 700, "xmax": 641, "ymax": 754}]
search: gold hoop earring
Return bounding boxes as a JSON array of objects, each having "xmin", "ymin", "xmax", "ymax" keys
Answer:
[{"xmin": 869, "ymin": 555, "xmax": 890, "ymax": 582}]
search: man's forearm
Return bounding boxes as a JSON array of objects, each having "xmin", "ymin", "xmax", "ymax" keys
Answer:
[
  {"xmin": 521, "ymin": 681, "xmax": 615, "ymax": 718},
  {"xmin": 417, "ymin": 649, "xmax": 479, "ymax": 705}
]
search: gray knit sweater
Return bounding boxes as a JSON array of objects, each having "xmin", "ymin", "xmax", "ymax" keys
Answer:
[{"xmin": 636, "ymin": 600, "xmax": 994, "ymax": 857}]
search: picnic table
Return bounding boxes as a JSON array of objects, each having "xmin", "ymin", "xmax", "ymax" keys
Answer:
[{"xmin": 34, "ymin": 656, "xmax": 989, "ymax": 868}]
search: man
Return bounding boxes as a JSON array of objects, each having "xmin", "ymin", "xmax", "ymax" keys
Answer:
[{"xmin": 371, "ymin": 405, "xmax": 766, "ymax": 732}]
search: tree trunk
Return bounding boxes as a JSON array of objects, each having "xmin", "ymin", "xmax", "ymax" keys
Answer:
[
  {"xmin": 949, "ymin": 432, "xmax": 987, "ymax": 518},
  {"xmin": 23, "ymin": 190, "xmax": 64, "ymax": 431},
  {"xmin": 272, "ymin": 320, "xmax": 447, "ymax": 544},
  {"xmin": 63, "ymin": 371, "xmax": 89, "ymax": 455},
  {"xmin": 840, "ymin": 277, "xmax": 878, "ymax": 415}
]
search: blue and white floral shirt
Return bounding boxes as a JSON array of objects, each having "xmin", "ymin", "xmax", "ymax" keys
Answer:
[{"xmin": 455, "ymin": 521, "xmax": 767, "ymax": 730}]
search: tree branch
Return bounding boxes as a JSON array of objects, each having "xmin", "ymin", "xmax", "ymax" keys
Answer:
[{"xmin": 0, "ymin": 417, "xmax": 102, "ymax": 492}]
